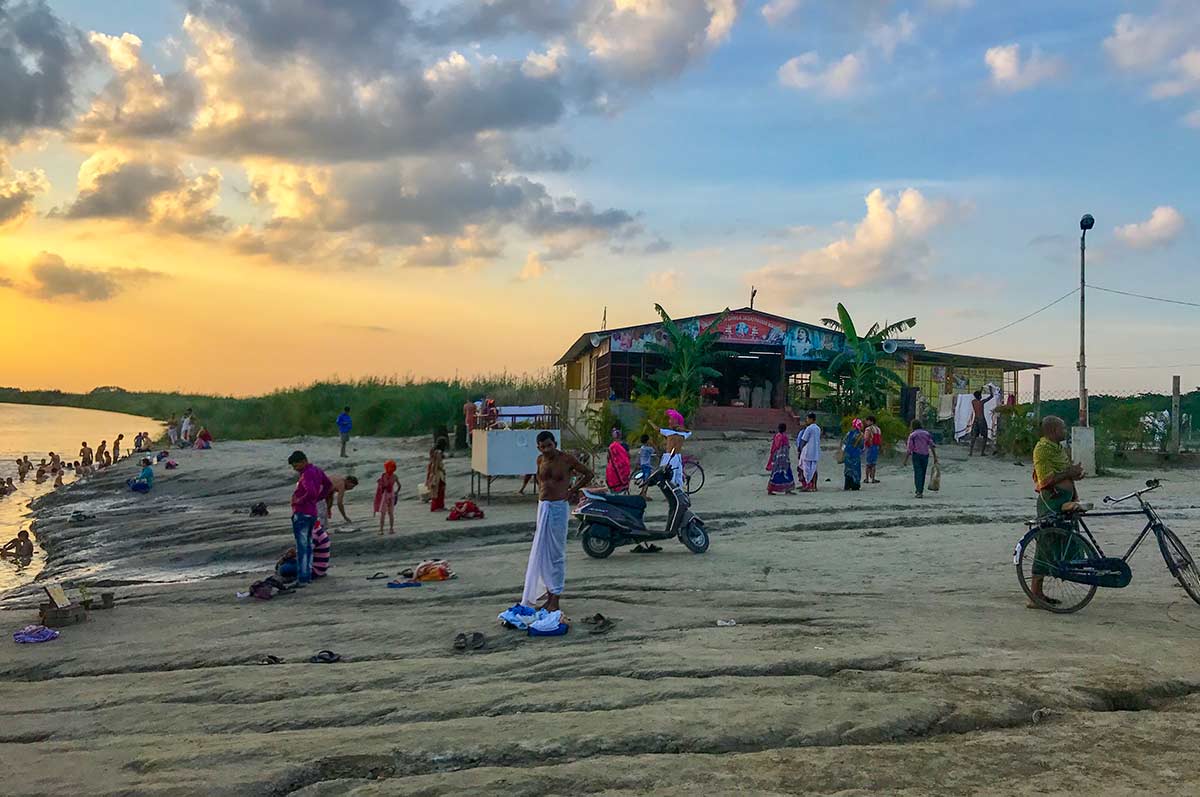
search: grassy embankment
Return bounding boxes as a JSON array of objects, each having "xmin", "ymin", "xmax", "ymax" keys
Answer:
[{"xmin": 0, "ymin": 375, "xmax": 561, "ymax": 440}]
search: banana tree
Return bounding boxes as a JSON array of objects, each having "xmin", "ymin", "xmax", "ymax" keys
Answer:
[
  {"xmin": 634, "ymin": 304, "xmax": 731, "ymax": 416},
  {"xmin": 820, "ymin": 304, "xmax": 916, "ymax": 410}
]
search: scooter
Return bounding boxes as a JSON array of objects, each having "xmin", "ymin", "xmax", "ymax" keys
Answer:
[{"xmin": 574, "ymin": 464, "xmax": 710, "ymax": 558}]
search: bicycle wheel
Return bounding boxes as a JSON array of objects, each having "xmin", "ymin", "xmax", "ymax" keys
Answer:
[
  {"xmin": 1015, "ymin": 526, "xmax": 1099, "ymax": 614},
  {"xmin": 1157, "ymin": 527, "xmax": 1200, "ymax": 606},
  {"xmin": 683, "ymin": 461, "xmax": 704, "ymax": 495}
]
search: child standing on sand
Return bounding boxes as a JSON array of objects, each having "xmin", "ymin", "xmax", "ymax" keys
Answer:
[{"xmin": 373, "ymin": 460, "xmax": 399, "ymax": 536}]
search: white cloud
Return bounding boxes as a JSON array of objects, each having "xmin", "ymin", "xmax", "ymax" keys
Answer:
[
  {"xmin": 1114, "ymin": 206, "xmax": 1186, "ymax": 249},
  {"xmin": 646, "ymin": 269, "xmax": 682, "ymax": 293},
  {"xmin": 582, "ymin": 0, "xmax": 740, "ymax": 83},
  {"xmin": 1103, "ymin": 6, "xmax": 1200, "ymax": 72},
  {"xmin": 1150, "ymin": 49, "xmax": 1200, "ymax": 99},
  {"xmin": 778, "ymin": 51, "xmax": 863, "ymax": 97},
  {"xmin": 985, "ymin": 44, "xmax": 1065, "ymax": 92},
  {"xmin": 761, "ymin": 0, "xmax": 801, "ymax": 27},
  {"xmin": 869, "ymin": 13, "xmax": 916, "ymax": 60},
  {"xmin": 0, "ymin": 157, "xmax": 49, "ymax": 229},
  {"xmin": 518, "ymin": 251, "xmax": 549, "ymax": 281},
  {"xmin": 748, "ymin": 187, "xmax": 958, "ymax": 298}
]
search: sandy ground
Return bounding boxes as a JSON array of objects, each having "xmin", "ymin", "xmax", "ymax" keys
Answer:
[{"xmin": 2, "ymin": 433, "xmax": 1200, "ymax": 796}]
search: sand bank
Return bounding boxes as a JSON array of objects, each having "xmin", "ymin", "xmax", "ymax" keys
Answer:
[{"xmin": 2, "ymin": 434, "xmax": 1199, "ymax": 795}]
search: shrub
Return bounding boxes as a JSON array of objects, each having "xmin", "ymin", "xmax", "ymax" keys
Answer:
[
  {"xmin": 839, "ymin": 407, "xmax": 908, "ymax": 455},
  {"xmin": 995, "ymin": 404, "xmax": 1039, "ymax": 458}
]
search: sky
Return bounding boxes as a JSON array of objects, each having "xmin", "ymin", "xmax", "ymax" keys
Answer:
[{"xmin": 1, "ymin": 0, "xmax": 1198, "ymax": 396}]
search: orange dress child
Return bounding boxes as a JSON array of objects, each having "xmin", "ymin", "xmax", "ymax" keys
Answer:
[{"xmin": 374, "ymin": 460, "xmax": 400, "ymax": 535}]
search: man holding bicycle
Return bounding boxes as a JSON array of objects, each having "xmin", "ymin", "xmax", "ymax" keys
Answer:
[{"xmin": 1029, "ymin": 416, "xmax": 1087, "ymax": 607}]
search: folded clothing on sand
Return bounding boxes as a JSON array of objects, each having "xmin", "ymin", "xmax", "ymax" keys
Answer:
[
  {"xmin": 497, "ymin": 604, "xmax": 569, "ymax": 636},
  {"xmin": 13, "ymin": 625, "xmax": 59, "ymax": 644}
]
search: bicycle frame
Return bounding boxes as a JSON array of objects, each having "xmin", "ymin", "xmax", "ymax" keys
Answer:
[{"xmin": 1068, "ymin": 488, "xmax": 1165, "ymax": 564}]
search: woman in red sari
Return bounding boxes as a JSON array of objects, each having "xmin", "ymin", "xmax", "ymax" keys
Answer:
[
  {"xmin": 605, "ymin": 428, "xmax": 632, "ymax": 493},
  {"xmin": 766, "ymin": 422, "xmax": 796, "ymax": 495}
]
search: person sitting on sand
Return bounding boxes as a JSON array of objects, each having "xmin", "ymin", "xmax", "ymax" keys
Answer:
[
  {"xmin": 325, "ymin": 474, "xmax": 359, "ymax": 524},
  {"xmin": 127, "ymin": 458, "xmax": 155, "ymax": 493},
  {"xmin": 426, "ymin": 438, "xmax": 448, "ymax": 512},
  {"xmin": 1, "ymin": 530, "xmax": 34, "ymax": 565},
  {"xmin": 193, "ymin": 426, "xmax": 213, "ymax": 450},
  {"xmin": 312, "ymin": 523, "xmax": 332, "ymax": 578},
  {"xmin": 374, "ymin": 461, "xmax": 399, "ymax": 535}
]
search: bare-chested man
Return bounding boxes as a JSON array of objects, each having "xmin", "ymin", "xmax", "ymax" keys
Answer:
[
  {"xmin": 521, "ymin": 431, "xmax": 594, "ymax": 613},
  {"xmin": 79, "ymin": 442, "xmax": 94, "ymax": 468},
  {"xmin": 324, "ymin": 475, "xmax": 360, "ymax": 523}
]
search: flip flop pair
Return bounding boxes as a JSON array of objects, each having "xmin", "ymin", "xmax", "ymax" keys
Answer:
[
  {"xmin": 309, "ymin": 650, "xmax": 342, "ymax": 664},
  {"xmin": 452, "ymin": 631, "xmax": 486, "ymax": 651},
  {"xmin": 365, "ymin": 572, "xmax": 389, "ymax": 581}
]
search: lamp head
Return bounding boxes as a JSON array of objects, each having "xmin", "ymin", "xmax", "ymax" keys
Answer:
[{"xmin": 1080, "ymin": 214, "xmax": 1095, "ymax": 231}]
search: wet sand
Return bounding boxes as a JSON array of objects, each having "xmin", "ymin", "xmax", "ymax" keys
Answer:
[{"xmin": 2, "ymin": 434, "xmax": 1200, "ymax": 796}]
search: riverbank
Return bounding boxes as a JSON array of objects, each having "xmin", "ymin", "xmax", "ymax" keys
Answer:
[{"xmin": 2, "ymin": 435, "xmax": 1200, "ymax": 795}]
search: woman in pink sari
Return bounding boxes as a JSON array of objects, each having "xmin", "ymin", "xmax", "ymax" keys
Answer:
[
  {"xmin": 766, "ymin": 422, "xmax": 796, "ymax": 494},
  {"xmin": 605, "ymin": 428, "xmax": 632, "ymax": 493}
]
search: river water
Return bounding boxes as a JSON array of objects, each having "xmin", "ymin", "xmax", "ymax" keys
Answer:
[{"xmin": 0, "ymin": 403, "xmax": 160, "ymax": 593}]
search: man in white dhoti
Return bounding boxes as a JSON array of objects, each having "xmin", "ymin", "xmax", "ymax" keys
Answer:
[
  {"xmin": 521, "ymin": 431, "xmax": 594, "ymax": 612},
  {"xmin": 796, "ymin": 412, "xmax": 821, "ymax": 492}
]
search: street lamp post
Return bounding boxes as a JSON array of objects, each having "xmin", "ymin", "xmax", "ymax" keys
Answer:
[{"xmin": 1078, "ymin": 213, "xmax": 1094, "ymax": 427}]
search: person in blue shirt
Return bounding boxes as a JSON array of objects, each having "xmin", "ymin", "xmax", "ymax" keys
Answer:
[
  {"xmin": 336, "ymin": 406, "xmax": 352, "ymax": 457},
  {"xmin": 128, "ymin": 458, "xmax": 155, "ymax": 493}
]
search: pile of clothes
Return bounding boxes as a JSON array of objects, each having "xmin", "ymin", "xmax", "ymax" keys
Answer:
[
  {"xmin": 498, "ymin": 604, "xmax": 569, "ymax": 637},
  {"xmin": 13, "ymin": 624, "xmax": 59, "ymax": 644}
]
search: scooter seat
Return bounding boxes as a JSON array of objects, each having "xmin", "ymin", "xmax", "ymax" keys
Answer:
[{"xmin": 584, "ymin": 491, "xmax": 647, "ymax": 513}]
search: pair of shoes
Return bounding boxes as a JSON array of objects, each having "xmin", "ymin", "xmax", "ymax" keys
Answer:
[{"xmin": 452, "ymin": 631, "xmax": 486, "ymax": 651}]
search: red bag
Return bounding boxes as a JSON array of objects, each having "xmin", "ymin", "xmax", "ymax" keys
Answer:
[{"xmin": 447, "ymin": 500, "xmax": 485, "ymax": 521}]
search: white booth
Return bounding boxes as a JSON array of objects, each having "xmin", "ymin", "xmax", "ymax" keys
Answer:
[{"xmin": 471, "ymin": 428, "xmax": 560, "ymax": 501}]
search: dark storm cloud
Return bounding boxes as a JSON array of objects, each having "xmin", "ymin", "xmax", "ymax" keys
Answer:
[{"xmin": 0, "ymin": 0, "xmax": 88, "ymax": 141}]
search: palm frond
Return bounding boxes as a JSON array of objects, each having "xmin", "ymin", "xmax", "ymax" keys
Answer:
[
  {"xmin": 878, "ymin": 317, "xmax": 918, "ymax": 339},
  {"xmin": 820, "ymin": 318, "xmax": 843, "ymax": 331},
  {"xmin": 835, "ymin": 303, "xmax": 858, "ymax": 342}
]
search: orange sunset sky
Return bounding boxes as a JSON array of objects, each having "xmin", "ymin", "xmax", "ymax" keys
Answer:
[{"xmin": 3, "ymin": 1, "xmax": 1198, "ymax": 397}]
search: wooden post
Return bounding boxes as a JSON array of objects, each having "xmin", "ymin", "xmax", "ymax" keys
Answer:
[
  {"xmin": 1171, "ymin": 375, "xmax": 1182, "ymax": 455},
  {"xmin": 1033, "ymin": 374, "xmax": 1042, "ymax": 421}
]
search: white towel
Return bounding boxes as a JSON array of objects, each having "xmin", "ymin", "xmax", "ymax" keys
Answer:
[{"xmin": 521, "ymin": 500, "xmax": 569, "ymax": 606}]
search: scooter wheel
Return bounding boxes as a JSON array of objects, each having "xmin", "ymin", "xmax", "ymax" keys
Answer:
[
  {"xmin": 681, "ymin": 520, "xmax": 710, "ymax": 554},
  {"xmin": 581, "ymin": 524, "xmax": 617, "ymax": 559}
]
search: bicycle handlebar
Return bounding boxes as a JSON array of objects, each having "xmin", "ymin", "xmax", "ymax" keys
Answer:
[{"xmin": 1103, "ymin": 479, "xmax": 1161, "ymax": 505}]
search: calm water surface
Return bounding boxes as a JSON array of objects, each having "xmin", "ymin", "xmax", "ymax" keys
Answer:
[{"xmin": 0, "ymin": 403, "xmax": 160, "ymax": 593}]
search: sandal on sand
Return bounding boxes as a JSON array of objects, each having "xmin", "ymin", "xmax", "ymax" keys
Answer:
[
  {"xmin": 470, "ymin": 631, "xmax": 486, "ymax": 650},
  {"xmin": 581, "ymin": 613, "xmax": 606, "ymax": 625},
  {"xmin": 632, "ymin": 544, "xmax": 662, "ymax": 554},
  {"xmin": 365, "ymin": 572, "xmax": 389, "ymax": 581},
  {"xmin": 257, "ymin": 655, "xmax": 283, "ymax": 665},
  {"xmin": 309, "ymin": 650, "xmax": 342, "ymax": 664},
  {"xmin": 453, "ymin": 633, "xmax": 468, "ymax": 651},
  {"xmin": 589, "ymin": 617, "xmax": 615, "ymax": 635}
]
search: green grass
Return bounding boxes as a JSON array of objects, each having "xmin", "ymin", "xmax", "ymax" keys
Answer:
[{"xmin": 0, "ymin": 374, "xmax": 562, "ymax": 440}]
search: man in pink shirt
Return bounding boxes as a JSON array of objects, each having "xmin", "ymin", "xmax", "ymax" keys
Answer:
[
  {"xmin": 902, "ymin": 420, "xmax": 939, "ymax": 498},
  {"xmin": 288, "ymin": 450, "xmax": 333, "ymax": 584}
]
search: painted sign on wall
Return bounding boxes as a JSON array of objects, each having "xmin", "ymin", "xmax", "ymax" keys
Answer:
[{"xmin": 608, "ymin": 311, "xmax": 842, "ymax": 362}]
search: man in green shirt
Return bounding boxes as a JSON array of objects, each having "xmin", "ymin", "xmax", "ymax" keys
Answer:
[{"xmin": 1029, "ymin": 416, "xmax": 1088, "ymax": 608}]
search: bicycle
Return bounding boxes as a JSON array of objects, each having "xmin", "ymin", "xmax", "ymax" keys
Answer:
[
  {"xmin": 1013, "ymin": 479, "xmax": 1200, "ymax": 614},
  {"xmin": 681, "ymin": 454, "xmax": 704, "ymax": 495}
]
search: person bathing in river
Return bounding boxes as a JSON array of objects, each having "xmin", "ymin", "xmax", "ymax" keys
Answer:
[
  {"xmin": 113, "ymin": 434, "xmax": 124, "ymax": 462},
  {"xmin": 1, "ymin": 530, "xmax": 33, "ymax": 565},
  {"xmin": 79, "ymin": 441, "xmax": 93, "ymax": 468},
  {"xmin": 96, "ymin": 441, "xmax": 110, "ymax": 468}
]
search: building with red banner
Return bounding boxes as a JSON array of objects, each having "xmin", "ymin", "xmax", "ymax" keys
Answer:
[{"xmin": 555, "ymin": 307, "xmax": 1046, "ymax": 432}]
